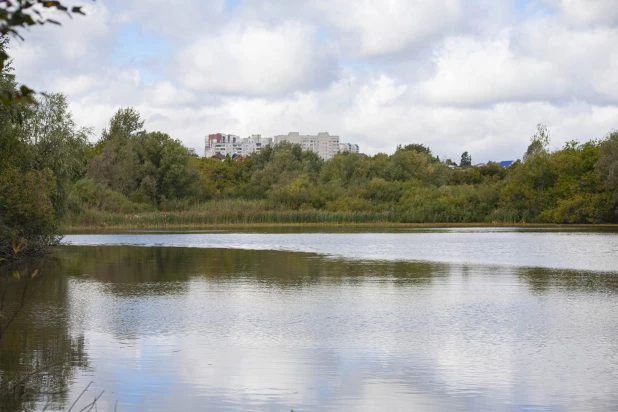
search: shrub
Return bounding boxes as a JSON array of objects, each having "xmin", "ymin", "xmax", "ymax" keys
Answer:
[{"xmin": 70, "ymin": 179, "xmax": 153, "ymax": 214}]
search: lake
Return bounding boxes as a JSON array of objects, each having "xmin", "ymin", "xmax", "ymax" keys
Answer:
[{"xmin": 1, "ymin": 227, "xmax": 618, "ymax": 411}]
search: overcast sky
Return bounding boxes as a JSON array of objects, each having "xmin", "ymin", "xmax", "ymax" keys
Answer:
[{"xmin": 9, "ymin": 0, "xmax": 618, "ymax": 162}]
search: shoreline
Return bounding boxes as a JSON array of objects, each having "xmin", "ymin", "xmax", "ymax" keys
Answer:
[{"xmin": 64, "ymin": 222, "xmax": 618, "ymax": 232}]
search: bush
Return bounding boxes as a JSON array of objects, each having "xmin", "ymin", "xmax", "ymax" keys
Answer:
[
  {"xmin": 70, "ymin": 179, "xmax": 153, "ymax": 214},
  {"xmin": 0, "ymin": 166, "xmax": 59, "ymax": 258}
]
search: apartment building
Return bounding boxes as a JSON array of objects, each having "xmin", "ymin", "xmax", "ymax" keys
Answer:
[
  {"xmin": 339, "ymin": 142, "xmax": 360, "ymax": 154},
  {"xmin": 204, "ymin": 134, "xmax": 273, "ymax": 158},
  {"xmin": 274, "ymin": 132, "xmax": 340, "ymax": 160}
]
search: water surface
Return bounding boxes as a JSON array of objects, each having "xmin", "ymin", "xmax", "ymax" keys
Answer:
[
  {"xmin": 65, "ymin": 227, "xmax": 618, "ymax": 271},
  {"xmin": 1, "ymin": 229, "xmax": 617, "ymax": 411}
]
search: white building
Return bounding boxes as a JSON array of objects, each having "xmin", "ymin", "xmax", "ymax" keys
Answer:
[
  {"xmin": 339, "ymin": 143, "xmax": 360, "ymax": 154},
  {"xmin": 204, "ymin": 133, "xmax": 273, "ymax": 158},
  {"xmin": 274, "ymin": 132, "xmax": 340, "ymax": 160},
  {"xmin": 239, "ymin": 135, "xmax": 273, "ymax": 156}
]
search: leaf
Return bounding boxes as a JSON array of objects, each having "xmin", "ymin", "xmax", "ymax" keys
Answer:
[
  {"xmin": 31, "ymin": 269, "xmax": 39, "ymax": 279},
  {"xmin": 12, "ymin": 271, "xmax": 20, "ymax": 280},
  {"xmin": 12, "ymin": 241, "xmax": 22, "ymax": 254}
]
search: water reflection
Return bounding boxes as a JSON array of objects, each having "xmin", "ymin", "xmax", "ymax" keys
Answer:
[
  {"xmin": 0, "ymin": 245, "xmax": 617, "ymax": 411},
  {"xmin": 58, "ymin": 246, "xmax": 448, "ymax": 287},
  {"xmin": 0, "ymin": 259, "xmax": 88, "ymax": 412},
  {"xmin": 64, "ymin": 230, "xmax": 618, "ymax": 272}
]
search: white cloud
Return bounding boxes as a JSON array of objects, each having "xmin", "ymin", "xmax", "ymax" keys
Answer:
[
  {"xmin": 6, "ymin": 0, "xmax": 618, "ymax": 162},
  {"xmin": 542, "ymin": 0, "xmax": 618, "ymax": 25},
  {"xmin": 419, "ymin": 18, "xmax": 618, "ymax": 106},
  {"xmin": 10, "ymin": 2, "xmax": 113, "ymax": 89},
  {"xmin": 419, "ymin": 31, "xmax": 568, "ymax": 106},
  {"xmin": 314, "ymin": 0, "xmax": 464, "ymax": 57},
  {"xmin": 177, "ymin": 22, "xmax": 336, "ymax": 95},
  {"xmin": 100, "ymin": 72, "xmax": 616, "ymax": 163}
]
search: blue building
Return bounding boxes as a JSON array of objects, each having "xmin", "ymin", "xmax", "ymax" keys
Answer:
[{"xmin": 499, "ymin": 160, "xmax": 514, "ymax": 167}]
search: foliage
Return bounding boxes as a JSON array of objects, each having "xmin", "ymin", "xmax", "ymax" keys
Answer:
[
  {"xmin": 0, "ymin": 166, "xmax": 59, "ymax": 258},
  {"xmin": 23, "ymin": 92, "xmax": 90, "ymax": 219},
  {"xmin": 69, "ymin": 178, "xmax": 154, "ymax": 214},
  {"xmin": 72, "ymin": 120, "xmax": 618, "ymax": 226},
  {"xmin": 86, "ymin": 108, "xmax": 198, "ymax": 205},
  {"xmin": 4, "ymin": 77, "xmax": 618, "ymax": 242},
  {"xmin": 597, "ymin": 131, "xmax": 618, "ymax": 201},
  {"xmin": 398, "ymin": 143, "xmax": 434, "ymax": 158},
  {"xmin": 524, "ymin": 124, "xmax": 550, "ymax": 161},
  {"xmin": 1, "ymin": 55, "xmax": 87, "ymax": 258},
  {"xmin": 460, "ymin": 151, "xmax": 472, "ymax": 167},
  {"xmin": 189, "ymin": 156, "xmax": 253, "ymax": 200}
]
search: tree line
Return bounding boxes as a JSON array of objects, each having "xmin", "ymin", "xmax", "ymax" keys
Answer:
[
  {"xmin": 74, "ymin": 109, "xmax": 618, "ymax": 225},
  {"xmin": 2, "ymin": 38, "xmax": 618, "ymax": 258}
]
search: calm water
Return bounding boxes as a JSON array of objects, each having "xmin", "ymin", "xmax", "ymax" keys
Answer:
[{"xmin": 1, "ymin": 228, "xmax": 618, "ymax": 411}]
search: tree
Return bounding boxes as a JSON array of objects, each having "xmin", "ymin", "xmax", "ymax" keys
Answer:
[
  {"xmin": 0, "ymin": 38, "xmax": 30, "ymax": 168},
  {"xmin": 524, "ymin": 124, "xmax": 550, "ymax": 161},
  {"xmin": 597, "ymin": 131, "xmax": 618, "ymax": 201},
  {"xmin": 0, "ymin": 92, "xmax": 88, "ymax": 258},
  {"xmin": 100, "ymin": 107, "xmax": 144, "ymax": 143},
  {"xmin": 86, "ymin": 108, "xmax": 198, "ymax": 205},
  {"xmin": 1, "ymin": 1, "xmax": 90, "ymax": 104},
  {"xmin": 399, "ymin": 143, "xmax": 432, "ymax": 156},
  {"xmin": 460, "ymin": 151, "xmax": 472, "ymax": 167},
  {"xmin": 24, "ymin": 92, "xmax": 90, "ymax": 218}
]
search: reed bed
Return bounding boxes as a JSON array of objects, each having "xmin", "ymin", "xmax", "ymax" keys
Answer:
[
  {"xmin": 66, "ymin": 199, "xmax": 592, "ymax": 230},
  {"xmin": 68, "ymin": 200, "xmax": 395, "ymax": 229}
]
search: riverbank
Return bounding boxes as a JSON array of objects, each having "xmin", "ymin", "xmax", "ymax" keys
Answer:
[{"xmin": 65, "ymin": 209, "xmax": 618, "ymax": 230}]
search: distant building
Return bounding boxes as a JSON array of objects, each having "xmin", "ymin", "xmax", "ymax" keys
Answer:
[
  {"xmin": 274, "ymin": 132, "xmax": 340, "ymax": 160},
  {"xmin": 204, "ymin": 133, "xmax": 273, "ymax": 158},
  {"xmin": 499, "ymin": 160, "xmax": 514, "ymax": 167},
  {"xmin": 339, "ymin": 142, "xmax": 360, "ymax": 154},
  {"xmin": 187, "ymin": 148, "xmax": 198, "ymax": 157},
  {"xmin": 210, "ymin": 152, "xmax": 226, "ymax": 161}
]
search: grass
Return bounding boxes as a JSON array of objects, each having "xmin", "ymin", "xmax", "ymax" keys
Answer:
[
  {"xmin": 68, "ymin": 209, "xmax": 395, "ymax": 229},
  {"xmin": 66, "ymin": 199, "xmax": 618, "ymax": 230},
  {"xmin": 68, "ymin": 198, "xmax": 393, "ymax": 228}
]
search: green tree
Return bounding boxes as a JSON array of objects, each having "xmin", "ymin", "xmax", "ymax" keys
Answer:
[
  {"xmin": 524, "ymin": 124, "xmax": 550, "ymax": 161},
  {"xmin": 597, "ymin": 131, "xmax": 618, "ymax": 201},
  {"xmin": 0, "ymin": 167, "xmax": 58, "ymax": 258},
  {"xmin": 399, "ymin": 143, "xmax": 432, "ymax": 156},
  {"xmin": 247, "ymin": 142, "xmax": 323, "ymax": 199},
  {"xmin": 0, "ymin": 49, "xmax": 87, "ymax": 257},
  {"xmin": 460, "ymin": 151, "xmax": 472, "ymax": 167},
  {"xmin": 86, "ymin": 109, "xmax": 198, "ymax": 205},
  {"xmin": 24, "ymin": 92, "xmax": 90, "ymax": 219}
]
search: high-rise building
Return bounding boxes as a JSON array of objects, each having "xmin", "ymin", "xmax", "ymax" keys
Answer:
[
  {"xmin": 204, "ymin": 133, "xmax": 273, "ymax": 158},
  {"xmin": 273, "ymin": 132, "xmax": 340, "ymax": 160},
  {"xmin": 339, "ymin": 142, "xmax": 360, "ymax": 154}
]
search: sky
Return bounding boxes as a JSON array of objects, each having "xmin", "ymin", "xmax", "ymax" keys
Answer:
[{"xmin": 8, "ymin": 0, "xmax": 618, "ymax": 162}]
